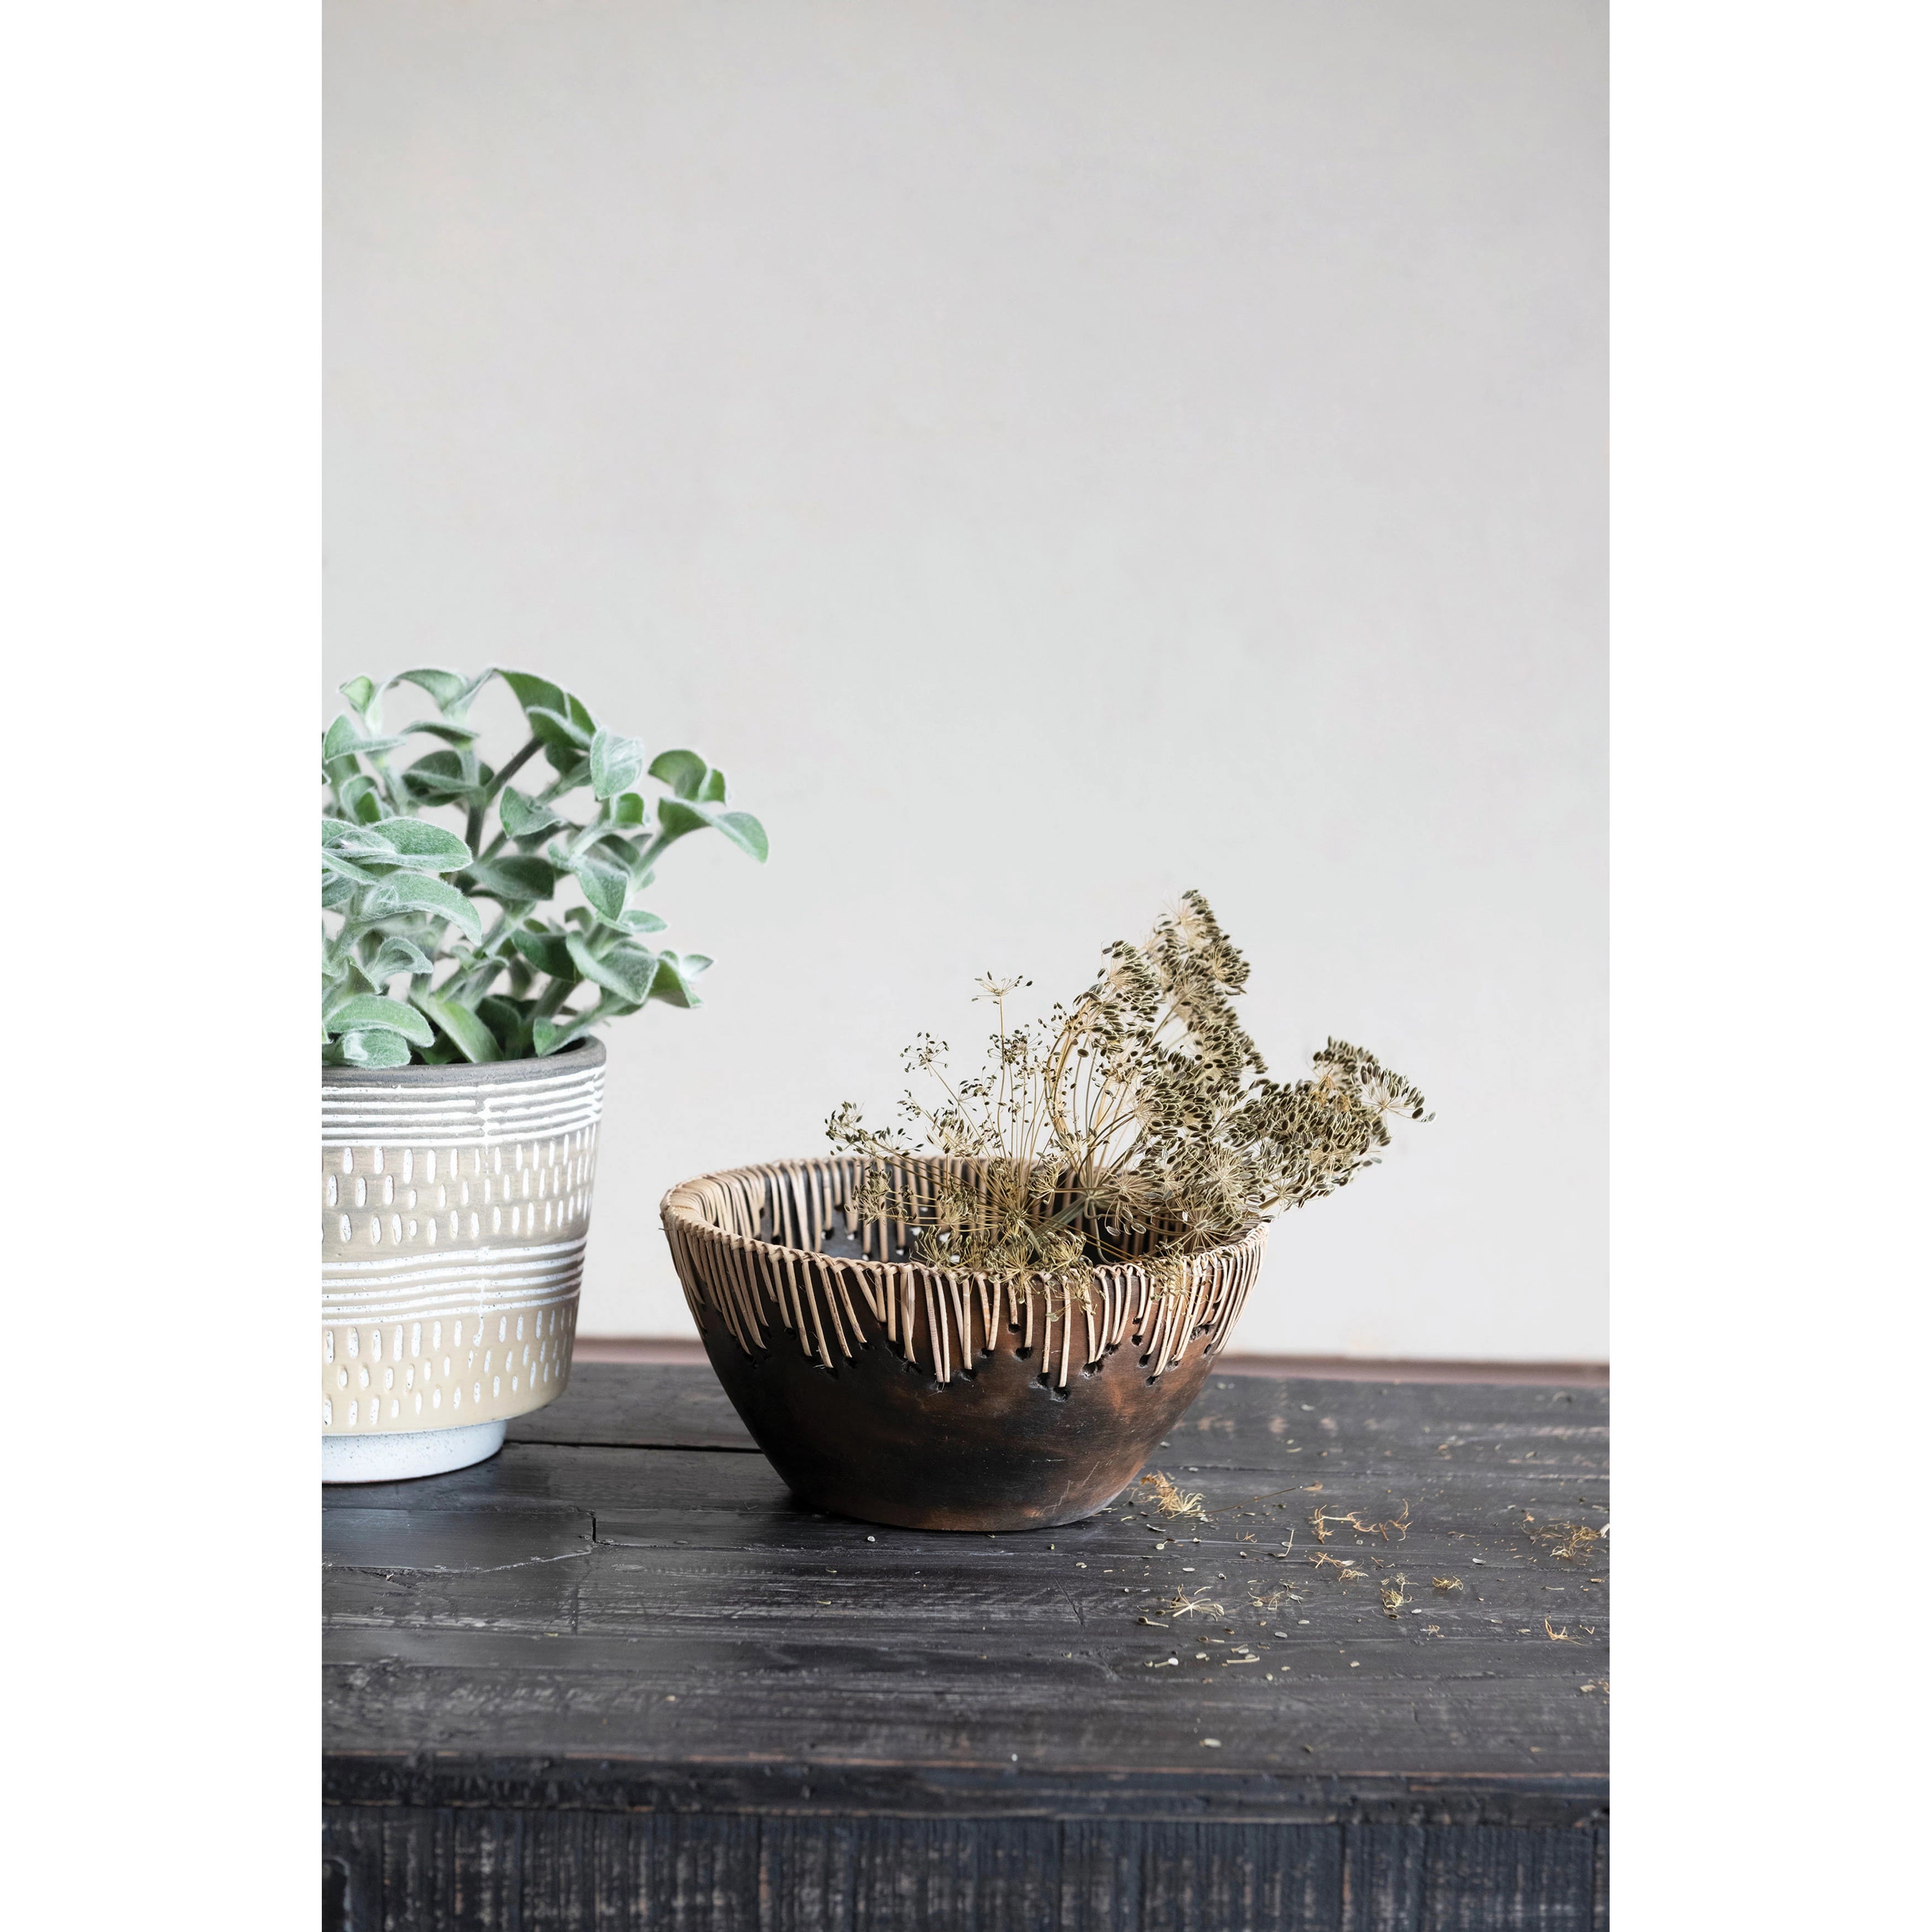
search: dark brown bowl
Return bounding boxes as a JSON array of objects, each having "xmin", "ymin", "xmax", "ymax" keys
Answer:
[{"xmin": 660, "ymin": 1158, "xmax": 1268, "ymax": 1532}]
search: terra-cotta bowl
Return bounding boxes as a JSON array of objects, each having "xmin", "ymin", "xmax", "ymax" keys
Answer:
[{"xmin": 660, "ymin": 1156, "xmax": 1267, "ymax": 1531}]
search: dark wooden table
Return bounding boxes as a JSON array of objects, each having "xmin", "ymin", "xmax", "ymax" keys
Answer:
[{"xmin": 324, "ymin": 1364, "xmax": 1609, "ymax": 1930}]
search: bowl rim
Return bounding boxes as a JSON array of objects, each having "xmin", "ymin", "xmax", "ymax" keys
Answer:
[{"xmin": 659, "ymin": 1155, "xmax": 1268, "ymax": 1386}]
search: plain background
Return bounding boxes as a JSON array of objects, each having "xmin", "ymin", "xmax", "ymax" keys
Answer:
[
  {"xmin": 324, "ymin": 0, "xmax": 1607, "ymax": 1359},
  {"xmin": 9, "ymin": 2, "xmax": 1928, "ymax": 1926}
]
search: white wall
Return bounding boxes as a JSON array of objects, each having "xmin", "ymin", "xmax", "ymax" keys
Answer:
[{"xmin": 324, "ymin": 0, "xmax": 1606, "ymax": 1358}]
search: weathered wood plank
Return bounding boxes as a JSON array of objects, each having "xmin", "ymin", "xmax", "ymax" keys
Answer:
[
  {"xmin": 326, "ymin": 1367, "xmax": 1607, "ymax": 1923},
  {"xmin": 506, "ymin": 1361, "xmax": 760, "ymax": 1451},
  {"xmin": 323, "ymin": 1809, "xmax": 1605, "ymax": 1931}
]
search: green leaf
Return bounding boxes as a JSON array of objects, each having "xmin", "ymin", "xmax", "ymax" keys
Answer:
[
  {"xmin": 333, "ymin": 1028, "xmax": 413, "ymax": 1068},
  {"xmin": 699, "ymin": 767, "xmax": 728, "ymax": 804},
  {"xmin": 532, "ymin": 1011, "xmax": 602, "ymax": 1057},
  {"xmin": 361, "ymin": 873, "xmax": 484, "ymax": 942},
  {"xmin": 402, "ymin": 748, "xmax": 489, "ymax": 804},
  {"xmin": 565, "ymin": 932, "xmax": 658, "ymax": 1004},
  {"xmin": 323, "ymin": 714, "xmax": 362, "ymax": 761},
  {"xmin": 408, "ymin": 986, "xmax": 501, "ymax": 1063},
  {"xmin": 477, "ymin": 995, "xmax": 530, "ymax": 1054},
  {"xmin": 404, "ymin": 719, "xmax": 480, "ymax": 746},
  {"xmin": 619, "ymin": 907, "xmax": 667, "ymax": 934},
  {"xmin": 647, "ymin": 747, "xmax": 709, "ymax": 800},
  {"xmin": 499, "ymin": 786, "xmax": 566, "ymax": 841},
  {"xmin": 652, "ymin": 798, "xmax": 766, "ymax": 861},
  {"xmin": 500, "ymin": 671, "xmax": 567, "ymax": 718},
  {"xmin": 647, "ymin": 949, "xmax": 707, "ymax": 1009},
  {"xmin": 510, "ymin": 927, "xmax": 577, "ymax": 979},
  {"xmin": 369, "ymin": 818, "xmax": 472, "ymax": 871},
  {"xmin": 390, "ymin": 667, "xmax": 468, "ymax": 714},
  {"xmin": 590, "ymin": 728, "xmax": 646, "ymax": 800},
  {"xmin": 339, "ymin": 675, "xmax": 377, "ymax": 719},
  {"xmin": 323, "ymin": 994, "xmax": 436, "ymax": 1046},
  {"xmin": 338, "ymin": 774, "xmax": 381, "ymax": 822},
  {"xmin": 712, "ymin": 810, "xmax": 768, "ymax": 862},
  {"xmin": 461, "ymin": 854, "xmax": 558, "ymax": 902},
  {"xmin": 653, "ymin": 797, "xmax": 713, "ymax": 843},
  {"xmin": 572, "ymin": 856, "xmax": 628, "ymax": 922},
  {"xmin": 369, "ymin": 935, "xmax": 437, "ymax": 981},
  {"xmin": 526, "ymin": 705, "xmax": 593, "ymax": 756},
  {"xmin": 612, "ymin": 791, "xmax": 646, "ymax": 826},
  {"xmin": 321, "ymin": 874, "xmax": 358, "ymax": 911},
  {"xmin": 590, "ymin": 831, "xmax": 646, "ymax": 875},
  {"xmin": 321, "ymin": 847, "xmax": 384, "ymax": 885}
]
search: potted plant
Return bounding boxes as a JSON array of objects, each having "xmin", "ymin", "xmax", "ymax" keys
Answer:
[
  {"xmin": 661, "ymin": 892, "xmax": 1427, "ymax": 1530},
  {"xmin": 322, "ymin": 667, "xmax": 766, "ymax": 1481}
]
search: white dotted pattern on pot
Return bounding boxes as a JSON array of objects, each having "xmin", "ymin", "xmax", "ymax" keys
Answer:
[{"xmin": 320, "ymin": 1057, "xmax": 601, "ymax": 1436}]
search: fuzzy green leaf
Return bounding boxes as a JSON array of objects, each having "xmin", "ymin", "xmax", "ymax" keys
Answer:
[
  {"xmin": 463, "ymin": 854, "xmax": 558, "ymax": 903},
  {"xmin": 369, "ymin": 935, "xmax": 437, "ymax": 981},
  {"xmin": 510, "ymin": 927, "xmax": 577, "ymax": 979},
  {"xmin": 712, "ymin": 810, "xmax": 768, "ymax": 862},
  {"xmin": 339, "ymin": 675, "xmax": 377, "ymax": 719},
  {"xmin": 477, "ymin": 995, "xmax": 530, "ymax": 1054},
  {"xmin": 532, "ymin": 1012, "xmax": 601, "ymax": 1057},
  {"xmin": 565, "ymin": 932, "xmax": 658, "ymax": 1004},
  {"xmin": 619, "ymin": 907, "xmax": 667, "ymax": 935},
  {"xmin": 572, "ymin": 856, "xmax": 628, "ymax": 923},
  {"xmin": 499, "ymin": 671, "xmax": 567, "ymax": 718},
  {"xmin": 647, "ymin": 949, "xmax": 707, "ymax": 1009},
  {"xmin": 390, "ymin": 667, "xmax": 469, "ymax": 714},
  {"xmin": 647, "ymin": 747, "xmax": 709, "ymax": 800},
  {"xmin": 526, "ymin": 705, "xmax": 593, "ymax": 753},
  {"xmin": 499, "ymin": 786, "xmax": 566, "ymax": 841},
  {"xmin": 654, "ymin": 798, "xmax": 768, "ymax": 862},
  {"xmin": 338, "ymin": 774, "xmax": 381, "ymax": 822},
  {"xmin": 324, "ymin": 994, "xmax": 436, "ymax": 1046},
  {"xmin": 612, "ymin": 790, "xmax": 646, "ymax": 826},
  {"xmin": 590, "ymin": 728, "xmax": 646, "ymax": 800},
  {"xmin": 401, "ymin": 748, "xmax": 486, "ymax": 803},
  {"xmin": 332, "ymin": 1028, "xmax": 413, "ymax": 1068},
  {"xmin": 361, "ymin": 873, "xmax": 484, "ymax": 942},
  {"xmin": 369, "ymin": 818, "xmax": 471, "ymax": 871},
  {"xmin": 408, "ymin": 986, "xmax": 501, "ymax": 1063},
  {"xmin": 321, "ymin": 846, "xmax": 383, "ymax": 885},
  {"xmin": 405, "ymin": 719, "xmax": 481, "ymax": 746},
  {"xmin": 652, "ymin": 797, "xmax": 712, "ymax": 843}
]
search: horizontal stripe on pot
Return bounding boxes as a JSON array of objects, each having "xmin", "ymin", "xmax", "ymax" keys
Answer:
[
  {"xmin": 320, "ymin": 1080, "xmax": 605, "ymax": 1148},
  {"xmin": 323, "ymin": 1239, "xmax": 588, "ymax": 1320}
]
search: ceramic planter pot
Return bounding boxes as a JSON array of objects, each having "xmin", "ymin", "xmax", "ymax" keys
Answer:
[
  {"xmin": 661, "ymin": 1157, "xmax": 1268, "ymax": 1531},
  {"xmin": 321, "ymin": 1038, "xmax": 604, "ymax": 1482}
]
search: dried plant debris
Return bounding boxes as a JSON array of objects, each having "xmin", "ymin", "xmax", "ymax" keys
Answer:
[
  {"xmin": 1311, "ymin": 1500, "xmax": 1410, "ymax": 1545},
  {"xmin": 1379, "ymin": 1575, "xmax": 1411, "ymax": 1618},
  {"xmin": 1544, "ymin": 1618, "xmax": 1577, "ymax": 1642},
  {"xmin": 1247, "ymin": 1586, "xmax": 1304, "ymax": 1612},
  {"xmin": 1141, "ymin": 1472, "xmax": 1209, "ymax": 1520},
  {"xmin": 1528, "ymin": 1521, "xmax": 1605, "ymax": 1563},
  {"xmin": 1159, "ymin": 1589, "xmax": 1227, "ymax": 1621},
  {"xmin": 1431, "ymin": 1575, "xmax": 1464, "ymax": 1594},
  {"xmin": 1308, "ymin": 1553, "xmax": 1367, "ymax": 1582},
  {"xmin": 1578, "ymin": 1679, "xmax": 1610, "ymax": 1697}
]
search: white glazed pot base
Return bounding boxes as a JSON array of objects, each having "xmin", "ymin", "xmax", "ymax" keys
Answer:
[{"xmin": 322, "ymin": 1418, "xmax": 507, "ymax": 1484}]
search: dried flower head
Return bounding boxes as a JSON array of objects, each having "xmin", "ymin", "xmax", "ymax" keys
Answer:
[{"xmin": 827, "ymin": 891, "xmax": 1429, "ymax": 1285}]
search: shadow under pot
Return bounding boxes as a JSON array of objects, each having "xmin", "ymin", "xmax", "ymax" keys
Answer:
[
  {"xmin": 321, "ymin": 1039, "xmax": 604, "ymax": 1482},
  {"xmin": 659, "ymin": 1156, "xmax": 1268, "ymax": 1532}
]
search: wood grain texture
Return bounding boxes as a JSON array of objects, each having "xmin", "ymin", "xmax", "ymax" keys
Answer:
[{"xmin": 327, "ymin": 1365, "xmax": 1608, "ymax": 1928}]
